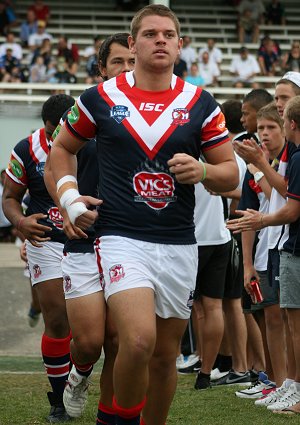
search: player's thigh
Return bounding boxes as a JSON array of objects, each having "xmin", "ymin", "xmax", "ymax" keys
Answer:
[{"xmin": 153, "ymin": 316, "xmax": 189, "ymax": 360}]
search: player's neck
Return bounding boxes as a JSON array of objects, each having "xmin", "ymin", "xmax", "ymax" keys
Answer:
[{"xmin": 132, "ymin": 68, "xmax": 173, "ymax": 91}]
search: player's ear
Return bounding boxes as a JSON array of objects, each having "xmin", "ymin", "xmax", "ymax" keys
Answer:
[
  {"xmin": 128, "ymin": 36, "xmax": 136, "ymax": 54},
  {"xmin": 178, "ymin": 37, "xmax": 183, "ymax": 55}
]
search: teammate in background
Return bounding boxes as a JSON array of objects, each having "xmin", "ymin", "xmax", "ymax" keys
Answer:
[
  {"xmin": 50, "ymin": 5, "xmax": 239, "ymax": 425},
  {"xmin": 227, "ymin": 95, "xmax": 300, "ymax": 413},
  {"xmin": 2, "ymin": 94, "xmax": 75, "ymax": 423},
  {"xmin": 44, "ymin": 32, "xmax": 135, "ymax": 424}
]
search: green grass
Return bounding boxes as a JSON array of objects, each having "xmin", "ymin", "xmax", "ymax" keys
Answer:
[{"xmin": 0, "ymin": 356, "xmax": 299, "ymax": 424}]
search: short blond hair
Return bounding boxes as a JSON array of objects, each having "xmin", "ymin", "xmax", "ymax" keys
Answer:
[
  {"xmin": 257, "ymin": 102, "xmax": 283, "ymax": 130},
  {"xmin": 284, "ymin": 95, "xmax": 300, "ymax": 129},
  {"xmin": 130, "ymin": 4, "xmax": 180, "ymax": 40}
]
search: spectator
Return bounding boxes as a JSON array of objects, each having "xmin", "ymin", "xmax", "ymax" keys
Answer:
[
  {"xmin": 56, "ymin": 35, "xmax": 79, "ymax": 74},
  {"xmin": 180, "ymin": 35, "xmax": 196, "ymax": 72},
  {"xmin": 28, "ymin": 20, "xmax": 53, "ymax": 51},
  {"xmin": 230, "ymin": 46, "xmax": 260, "ymax": 88},
  {"xmin": 0, "ymin": 47, "xmax": 22, "ymax": 82},
  {"xmin": 185, "ymin": 62, "xmax": 205, "ymax": 87},
  {"xmin": 4, "ymin": 0, "xmax": 17, "ymax": 29},
  {"xmin": 0, "ymin": 31, "xmax": 22, "ymax": 60},
  {"xmin": 259, "ymin": 34, "xmax": 281, "ymax": 57},
  {"xmin": 281, "ymin": 41, "xmax": 300, "ymax": 73},
  {"xmin": 45, "ymin": 59, "xmax": 57, "ymax": 82},
  {"xmin": 258, "ymin": 37, "xmax": 279, "ymax": 77},
  {"xmin": 29, "ymin": 54, "xmax": 47, "ymax": 82},
  {"xmin": 173, "ymin": 53, "xmax": 187, "ymax": 79},
  {"xmin": 237, "ymin": 0, "xmax": 265, "ymax": 23},
  {"xmin": 28, "ymin": 0, "xmax": 50, "ymax": 23},
  {"xmin": 20, "ymin": 9, "xmax": 38, "ymax": 47},
  {"xmin": 265, "ymin": 0, "xmax": 286, "ymax": 25},
  {"xmin": 199, "ymin": 38, "xmax": 223, "ymax": 69},
  {"xmin": 31, "ymin": 37, "xmax": 53, "ymax": 67},
  {"xmin": 83, "ymin": 35, "xmax": 103, "ymax": 59},
  {"xmin": 238, "ymin": 8, "xmax": 260, "ymax": 43},
  {"xmin": 0, "ymin": 1, "xmax": 11, "ymax": 35},
  {"xmin": 0, "ymin": 169, "xmax": 13, "ymax": 242},
  {"xmin": 198, "ymin": 51, "xmax": 220, "ymax": 87},
  {"xmin": 54, "ymin": 58, "xmax": 77, "ymax": 84}
]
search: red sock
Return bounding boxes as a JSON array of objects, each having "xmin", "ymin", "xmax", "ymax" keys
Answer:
[{"xmin": 113, "ymin": 396, "xmax": 146, "ymax": 421}]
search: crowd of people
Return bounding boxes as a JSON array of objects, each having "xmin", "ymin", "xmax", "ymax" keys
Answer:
[
  {"xmin": 2, "ymin": 1, "xmax": 300, "ymax": 425},
  {"xmin": 0, "ymin": 0, "xmax": 296, "ymax": 90}
]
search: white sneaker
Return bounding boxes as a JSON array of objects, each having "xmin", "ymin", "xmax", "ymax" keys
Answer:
[
  {"xmin": 176, "ymin": 354, "xmax": 185, "ymax": 369},
  {"xmin": 235, "ymin": 372, "xmax": 275, "ymax": 399},
  {"xmin": 210, "ymin": 368, "xmax": 229, "ymax": 381},
  {"xmin": 255, "ymin": 385, "xmax": 288, "ymax": 407},
  {"xmin": 267, "ymin": 383, "xmax": 300, "ymax": 411},
  {"xmin": 63, "ymin": 365, "xmax": 92, "ymax": 418}
]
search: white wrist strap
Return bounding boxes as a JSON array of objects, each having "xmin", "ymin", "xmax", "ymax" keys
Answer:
[
  {"xmin": 60, "ymin": 188, "xmax": 81, "ymax": 209},
  {"xmin": 57, "ymin": 175, "xmax": 77, "ymax": 191},
  {"xmin": 67, "ymin": 202, "xmax": 88, "ymax": 224}
]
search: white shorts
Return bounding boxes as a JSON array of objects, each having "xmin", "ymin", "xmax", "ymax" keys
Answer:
[
  {"xmin": 25, "ymin": 240, "xmax": 64, "ymax": 285},
  {"xmin": 95, "ymin": 236, "xmax": 198, "ymax": 319},
  {"xmin": 61, "ymin": 252, "xmax": 104, "ymax": 299}
]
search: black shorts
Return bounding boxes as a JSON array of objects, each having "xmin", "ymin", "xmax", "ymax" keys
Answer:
[{"xmin": 194, "ymin": 241, "xmax": 231, "ymax": 300}]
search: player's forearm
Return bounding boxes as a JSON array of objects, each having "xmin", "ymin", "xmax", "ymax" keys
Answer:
[
  {"xmin": 242, "ymin": 230, "xmax": 256, "ymax": 267},
  {"xmin": 255, "ymin": 158, "xmax": 287, "ymax": 197},
  {"xmin": 262, "ymin": 203, "xmax": 300, "ymax": 227},
  {"xmin": 204, "ymin": 159, "xmax": 239, "ymax": 192},
  {"xmin": 2, "ymin": 197, "xmax": 23, "ymax": 228}
]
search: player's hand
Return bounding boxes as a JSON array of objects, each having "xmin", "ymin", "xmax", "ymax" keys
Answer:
[
  {"xmin": 243, "ymin": 265, "xmax": 259, "ymax": 295},
  {"xmin": 168, "ymin": 153, "xmax": 205, "ymax": 184},
  {"xmin": 62, "ymin": 209, "xmax": 88, "ymax": 240},
  {"xmin": 226, "ymin": 209, "xmax": 264, "ymax": 233},
  {"xmin": 233, "ymin": 138, "xmax": 264, "ymax": 166},
  {"xmin": 19, "ymin": 242, "xmax": 27, "ymax": 262},
  {"xmin": 69, "ymin": 196, "xmax": 102, "ymax": 230},
  {"xmin": 18, "ymin": 214, "xmax": 52, "ymax": 247}
]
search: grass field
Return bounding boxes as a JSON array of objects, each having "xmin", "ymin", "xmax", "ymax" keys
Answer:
[{"xmin": 0, "ymin": 356, "xmax": 299, "ymax": 425}]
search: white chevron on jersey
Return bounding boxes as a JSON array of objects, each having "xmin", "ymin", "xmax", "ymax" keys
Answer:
[
  {"xmin": 102, "ymin": 73, "xmax": 198, "ymax": 155},
  {"xmin": 29, "ymin": 128, "xmax": 49, "ymax": 164}
]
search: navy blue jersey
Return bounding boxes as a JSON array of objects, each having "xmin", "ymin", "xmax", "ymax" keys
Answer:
[
  {"xmin": 6, "ymin": 127, "xmax": 66, "ymax": 243},
  {"xmin": 64, "ymin": 71, "xmax": 230, "ymax": 245},
  {"xmin": 280, "ymin": 147, "xmax": 300, "ymax": 255}
]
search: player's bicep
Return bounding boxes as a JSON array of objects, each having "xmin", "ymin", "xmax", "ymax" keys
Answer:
[
  {"xmin": 203, "ymin": 140, "xmax": 235, "ymax": 165},
  {"xmin": 3, "ymin": 176, "xmax": 27, "ymax": 205},
  {"xmin": 52, "ymin": 124, "xmax": 86, "ymax": 156}
]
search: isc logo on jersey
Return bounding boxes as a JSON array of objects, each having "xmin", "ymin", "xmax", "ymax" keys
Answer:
[
  {"xmin": 133, "ymin": 172, "xmax": 177, "ymax": 210},
  {"xmin": 139, "ymin": 103, "xmax": 164, "ymax": 112}
]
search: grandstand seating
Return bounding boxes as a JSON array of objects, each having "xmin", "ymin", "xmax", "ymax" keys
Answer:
[{"xmin": 0, "ymin": 0, "xmax": 299, "ymax": 104}]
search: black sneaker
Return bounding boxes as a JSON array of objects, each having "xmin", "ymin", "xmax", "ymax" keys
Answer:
[
  {"xmin": 178, "ymin": 360, "xmax": 202, "ymax": 375},
  {"xmin": 250, "ymin": 369, "xmax": 259, "ymax": 383},
  {"xmin": 211, "ymin": 370, "xmax": 251, "ymax": 387},
  {"xmin": 46, "ymin": 392, "xmax": 72, "ymax": 423},
  {"xmin": 194, "ymin": 372, "xmax": 211, "ymax": 390}
]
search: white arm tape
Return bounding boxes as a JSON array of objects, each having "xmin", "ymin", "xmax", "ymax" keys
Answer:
[
  {"xmin": 60, "ymin": 188, "xmax": 81, "ymax": 209},
  {"xmin": 57, "ymin": 175, "xmax": 77, "ymax": 191},
  {"xmin": 67, "ymin": 202, "xmax": 88, "ymax": 224}
]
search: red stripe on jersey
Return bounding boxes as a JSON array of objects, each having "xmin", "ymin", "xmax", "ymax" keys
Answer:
[
  {"xmin": 280, "ymin": 143, "xmax": 288, "ymax": 163},
  {"xmin": 98, "ymin": 78, "xmax": 201, "ymax": 160},
  {"xmin": 201, "ymin": 138, "xmax": 229, "ymax": 152},
  {"xmin": 249, "ymin": 179, "xmax": 263, "ymax": 194},
  {"xmin": 39, "ymin": 127, "xmax": 49, "ymax": 154},
  {"xmin": 94, "ymin": 238, "xmax": 104, "ymax": 289},
  {"xmin": 201, "ymin": 110, "xmax": 228, "ymax": 143},
  {"xmin": 287, "ymin": 191, "xmax": 300, "ymax": 200}
]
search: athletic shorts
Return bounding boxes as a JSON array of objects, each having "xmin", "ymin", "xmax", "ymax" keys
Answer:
[
  {"xmin": 95, "ymin": 236, "xmax": 198, "ymax": 320},
  {"xmin": 279, "ymin": 251, "xmax": 300, "ymax": 309},
  {"xmin": 61, "ymin": 252, "xmax": 103, "ymax": 299},
  {"xmin": 25, "ymin": 240, "xmax": 63, "ymax": 285},
  {"xmin": 251, "ymin": 270, "xmax": 279, "ymax": 311},
  {"xmin": 194, "ymin": 241, "xmax": 232, "ymax": 300},
  {"xmin": 267, "ymin": 248, "xmax": 280, "ymax": 291}
]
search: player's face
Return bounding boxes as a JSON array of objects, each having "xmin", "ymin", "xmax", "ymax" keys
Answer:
[
  {"xmin": 129, "ymin": 15, "xmax": 182, "ymax": 72},
  {"xmin": 101, "ymin": 42, "xmax": 135, "ymax": 80},
  {"xmin": 257, "ymin": 118, "xmax": 284, "ymax": 153},
  {"xmin": 283, "ymin": 114, "xmax": 294, "ymax": 143},
  {"xmin": 241, "ymin": 102, "xmax": 257, "ymax": 133},
  {"xmin": 275, "ymin": 84, "xmax": 296, "ymax": 117}
]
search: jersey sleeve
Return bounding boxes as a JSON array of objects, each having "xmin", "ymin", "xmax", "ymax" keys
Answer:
[
  {"xmin": 286, "ymin": 151, "xmax": 300, "ymax": 202},
  {"xmin": 200, "ymin": 93, "xmax": 230, "ymax": 151},
  {"xmin": 65, "ymin": 90, "xmax": 97, "ymax": 141},
  {"xmin": 6, "ymin": 140, "xmax": 29, "ymax": 186}
]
